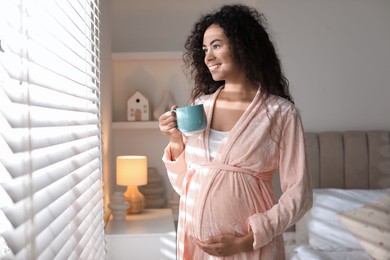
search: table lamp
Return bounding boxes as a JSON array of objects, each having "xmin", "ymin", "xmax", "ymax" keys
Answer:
[{"xmin": 116, "ymin": 155, "xmax": 148, "ymax": 214}]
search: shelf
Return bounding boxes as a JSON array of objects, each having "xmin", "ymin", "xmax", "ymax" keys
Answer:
[
  {"xmin": 112, "ymin": 121, "xmax": 159, "ymax": 130},
  {"xmin": 112, "ymin": 51, "xmax": 183, "ymax": 61},
  {"xmin": 105, "ymin": 209, "xmax": 176, "ymax": 259}
]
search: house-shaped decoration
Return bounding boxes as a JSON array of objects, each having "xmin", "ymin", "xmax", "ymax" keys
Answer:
[{"xmin": 127, "ymin": 90, "xmax": 150, "ymax": 121}]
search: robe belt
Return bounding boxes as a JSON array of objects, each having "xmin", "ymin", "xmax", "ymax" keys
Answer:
[{"xmin": 189, "ymin": 162, "xmax": 274, "ymax": 182}]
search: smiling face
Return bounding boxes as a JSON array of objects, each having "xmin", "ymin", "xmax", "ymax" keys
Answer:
[{"xmin": 202, "ymin": 24, "xmax": 243, "ymax": 83}]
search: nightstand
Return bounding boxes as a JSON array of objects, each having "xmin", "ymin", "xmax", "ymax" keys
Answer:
[{"xmin": 105, "ymin": 208, "xmax": 176, "ymax": 260}]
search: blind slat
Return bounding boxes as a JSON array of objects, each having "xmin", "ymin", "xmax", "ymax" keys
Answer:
[
  {"xmin": 32, "ymin": 0, "xmax": 97, "ymax": 54},
  {"xmin": 3, "ymin": 168, "xmax": 101, "ymax": 255},
  {"xmin": 2, "ymin": 125, "xmax": 99, "ymax": 152},
  {"xmin": 76, "ymin": 200, "xmax": 104, "ymax": 259},
  {"xmin": 0, "ymin": 0, "xmax": 103, "ymax": 258},
  {"xmin": 36, "ymin": 172, "xmax": 102, "ymax": 259},
  {"xmin": 37, "ymin": 177, "xmax": 102, "ymax": 259},
  {"xmin": 56, "ymin": 184, "xmax": 103, "ymax": 259},
  {"xmin": 0, "ymin": 56, "xmax": 99, "ymax": 98},
  {"xmin": 3, "ymin": 70, "xmax": 99, "ymax": 107},
  {"xmin": 2, "ymin": 136, "xmax": 100, "ymax": 178},
  {"xmin": 2, "ymin": 153, "xmax": 99, "ymax": 206},
  {"xmin": 1, "ymin": 104, "xmax": 99, "ymax": 129},
  {"xmin": 2, "ymin": 158, "xmax": 100, "ymax": 227}
]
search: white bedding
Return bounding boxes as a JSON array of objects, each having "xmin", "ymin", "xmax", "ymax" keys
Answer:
[
  {"xmin": 283, "ymin": 188, "xmax": 390, "ymax": 260},
  {"xmin": 284, "ymin": 232, "xmax": 371, "ymax": 260},
  {"xmin": 285, "ymin": 243, "xmax": 371, "ymax": 260}
]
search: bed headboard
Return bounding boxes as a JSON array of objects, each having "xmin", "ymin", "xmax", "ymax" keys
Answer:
[
  {"xmin": 305, "ymin": 131, "xmax": 390, "ymax": 189},
  {"xmin": 273, "ymin": 131, "xmax": 390, "ymax": 197}
]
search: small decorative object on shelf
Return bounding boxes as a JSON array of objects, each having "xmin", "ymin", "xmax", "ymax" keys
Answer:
[
  {"xmin": 127, "ymin": 90, "xmax": 151, "ymax": 121},
  {"xmin": 108, "ymin": 190, "xmax": 130, "ymax": 221},
  {"xmin": 153, "ymin": 89, "xmax": 176, "ymax": 120},
  {"xmin": 139, "ymin": 167, "xmax": 166, "ymax": 208}
]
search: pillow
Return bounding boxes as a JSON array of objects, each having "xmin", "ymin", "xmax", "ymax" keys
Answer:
[
  {"xmin": 303, "ymin": 188, "xmax": 390, "ymax": 251},
  {"xmin": 337, "ymin": 193, "xmax": 390, "ymax": 260}
]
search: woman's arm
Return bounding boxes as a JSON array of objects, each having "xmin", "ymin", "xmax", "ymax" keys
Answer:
[
  {"xmin": 159, "ymin": 105, "xmax": 185, "ymax": 160},
  {"xmin": 248, "ymin": 106, "xmax": 313, "ymax": 249},
  {"xmin": 160, "ymin": 106, "xmax": 188, "ymax": 194}
]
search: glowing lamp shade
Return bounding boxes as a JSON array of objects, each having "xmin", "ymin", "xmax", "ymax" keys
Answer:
[
  {"xmin": 116, "ymin": 156, "xmax": 147, "ymax": 214},
  {"xmin": 117, "ymin": 156, "xmax": 147, "ymax": 186}
]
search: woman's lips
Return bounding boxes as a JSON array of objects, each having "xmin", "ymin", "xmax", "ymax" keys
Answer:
[{"xmin": 208, "ymin": 64, "xmax": 220, "ymax": 73}]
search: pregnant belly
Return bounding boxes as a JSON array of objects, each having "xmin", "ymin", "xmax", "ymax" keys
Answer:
[{"xmin": 189, "ymin": 172, "xmax": 266, "ymax": 240}]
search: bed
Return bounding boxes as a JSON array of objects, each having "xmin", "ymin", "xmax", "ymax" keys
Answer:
[{"xmin": 274, "ymin": 131, "xmax": 390, "ymax": 260}]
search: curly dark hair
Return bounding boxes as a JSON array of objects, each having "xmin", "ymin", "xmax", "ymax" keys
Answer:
[{"xmin": 183, "ymin": 4, "xmax": 293, "ymax": 104}]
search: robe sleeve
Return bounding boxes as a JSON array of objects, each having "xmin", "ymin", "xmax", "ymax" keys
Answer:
[
  {"xmin": 248, "ymin": 107, "xmax": 313, "ymax": 249},
  {"xmin": 162, "ymin": 144, "xmax": 188, "ymax": 196}
]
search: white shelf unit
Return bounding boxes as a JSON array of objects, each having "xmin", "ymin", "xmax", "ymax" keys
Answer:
[
  {"xmin": 111, "ymin": 51, "xmax": 185, "ymax": 220},
  {"xmin": 105, "ymin": 209, "xmax": 176, "ymax": 260}
]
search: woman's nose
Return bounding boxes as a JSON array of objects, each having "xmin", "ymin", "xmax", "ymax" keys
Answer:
[{"xmin": 205, "ymin": 50, "xmax": 214, "ymax": 61}]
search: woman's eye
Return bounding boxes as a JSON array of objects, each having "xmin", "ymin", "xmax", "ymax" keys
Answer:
[
  {"xmin": 202, "ymin": 48, "xmax": 208, "ymax": 53},
  {"xmin": 212, "ymin": 44, "xmax": 220, "ymax": 50}
]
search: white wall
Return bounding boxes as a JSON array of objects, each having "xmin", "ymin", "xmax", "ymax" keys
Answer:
[
  {"xmin": 259, "ymin": 0, "xmax": 390, "ymax": 132},
  {"xmin": 111, "ymin": 0, "xmax": 257, "ymax": 52},
  {"xmin": 104, "ymin": 0, "xmax": 390, "ymax": 205},
  {"xmin": 110, "ymin": 0, "xmax": 390, "ymax": 132}
]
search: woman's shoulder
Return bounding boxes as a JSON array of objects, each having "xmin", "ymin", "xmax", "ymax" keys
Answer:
[{"xmin": 266, "ymin": 94, "xmax": 299, "ymax": 115}]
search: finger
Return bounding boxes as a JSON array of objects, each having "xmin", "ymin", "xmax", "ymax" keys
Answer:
[
  {"xmin": 159, "ymin": 112, "xmax": 176, "ymax": 128},
  {"xmin": 160, "ymin": 116, "xmax": 175, "ymax": 127},
  {"xmin": 161, "ymin": 125, "xmax": 178, "ymax": 136},
  {"xmin": 196, "ymin": 242, "xmax": 217, "ymax": 254},
  {"xmin": 197, "ymin": 235, "xmax": 237, "ymax": 257},
  {"xmin": 159, "ymin": 110, "xmax": 175, "ymax": 122},
  {"xmin": 159, "ymin": 119, "xmax": 181, "ymax": 137},
  {"xmin": 207, "ymin": 236, "xmax": 223, "ymax": 243},
  {"xmin": 198, "ymin": 243, "xmax": 225, "ymax": 257}
]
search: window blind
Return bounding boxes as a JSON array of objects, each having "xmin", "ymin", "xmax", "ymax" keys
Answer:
[{"xmin": 0, "ymin": 0, "xmax": 104, "ymax": 259}]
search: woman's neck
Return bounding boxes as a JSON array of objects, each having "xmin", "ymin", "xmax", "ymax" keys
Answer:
[{"xmin": 221, "ymin": 81, "xmax": 258, "ymax": 101}]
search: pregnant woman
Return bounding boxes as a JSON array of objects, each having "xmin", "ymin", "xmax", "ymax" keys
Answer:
[{"xmin": 159, "ymin": 4, "xmax": 312, "ymax": 259}]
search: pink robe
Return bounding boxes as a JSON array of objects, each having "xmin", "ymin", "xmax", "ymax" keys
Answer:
[{"xmin": 163, "ymin": 88, "xmax": 312, "ymax": 259}]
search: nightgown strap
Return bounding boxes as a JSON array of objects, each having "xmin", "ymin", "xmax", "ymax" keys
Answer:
[{"xmin": 189, "ymin": 162, "xmax": 274, "ymax": 182}]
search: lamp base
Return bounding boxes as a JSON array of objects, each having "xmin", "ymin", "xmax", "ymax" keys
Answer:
[{"xmin": 124, "ymin": 185, "xmax": 145, "ymax": 214}]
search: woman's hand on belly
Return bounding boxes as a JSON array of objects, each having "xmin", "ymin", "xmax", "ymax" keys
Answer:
[{"xmin": 196, "ymin": 231, "xmax": 254, "ymax": 257}]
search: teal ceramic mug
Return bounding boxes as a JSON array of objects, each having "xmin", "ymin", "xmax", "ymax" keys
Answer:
[{"xmin": 172, "ymin": 104, "xmax": 207, "ymax": 135}]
